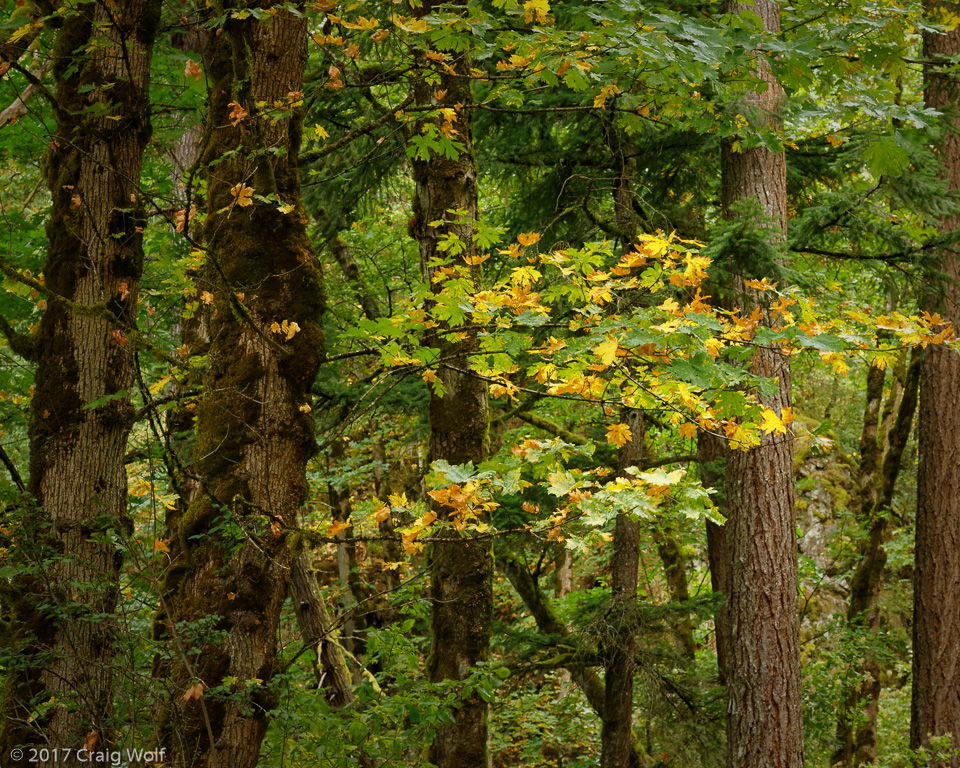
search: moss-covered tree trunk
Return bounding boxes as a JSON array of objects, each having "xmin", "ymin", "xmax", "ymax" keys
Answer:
[
  {"xmin": 154, "ymin": 5, "xmax": 324, "ymax": 766},
  {"xmin": 912, "ymin": 16, "xmax": 960, "ymax": 766},
  {"xmin": 409, "ymin": 9, "xmax": 492, "ymax": 766},
  {"xmin": 0, "ymin": 0, "xmax": 158, "ymax": 754},
  {"xmin": 721, "ymin": 2, "xmax": 803, "ymax": 767}
]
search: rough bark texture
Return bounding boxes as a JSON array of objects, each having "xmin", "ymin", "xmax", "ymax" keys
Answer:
[
  {"xmin": 0, "ymin": 0, "xmax": 158, "ymax": 755},
  {"xmin": 409, "ymin": 8, "xmax": 492, "ymax": 767},
  {"xmin": 600, "ymin": 408, "xmax": 644, "ymax": 768},
  {"xmin": 155, "ymin": 5, "xmax": 324, "ymax": 767},
  {"xmin": 912, "ymin": 14, "xmax": 960, "ymax": 765},
  {"xmin": 721, "ymin": 2, "xmax": 803, "ymax": 767}
]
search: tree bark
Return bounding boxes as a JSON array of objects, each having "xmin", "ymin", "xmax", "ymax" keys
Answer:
[
  {"xmin": 601, "ymin": 408, "xmax": 644, "ymax": 768},
  {"xmin": 721, "ymin": 3, "xmax": 803, "ymax": 767},
  {"xmin": 912, "ymin": 15, "xmax": 960, "ymax": 765},
  {"xmin": 409, "ymin": 8, "xmax": 492, "ymax": 767},
  {"xmin": 155, "ymin": 5, "xmax": 324, "ymax": 767},
  {"xmin": 1, "ymin": 0, "xmax": 158, "ymax": 755}
]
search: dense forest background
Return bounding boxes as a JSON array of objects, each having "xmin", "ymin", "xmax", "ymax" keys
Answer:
[{"xmin": 0, "ymin": 0, "xmax": 959, "ymax": 765}]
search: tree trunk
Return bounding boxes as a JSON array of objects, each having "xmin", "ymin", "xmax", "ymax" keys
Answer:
[
  {"xmin": 409, "ymin": 9, "xmax": 492, "ymax": 767},
  {"xmin": 1, "ymin": 0, "xmax": 158, "ymax": 755},
  {"xmin": 721, "ymin": 3, "xmax": 803, "ymax": 767},
  {"xmin": 912, "ymin": 17, "xmax": 960, "ymax": 765},
  {"xmin": 601, "ymin": 408, "xmax": 644, "ymax": 768},
  {"xmin": 155, "ymin": 6, "xmax": 324, "ymax": 767},
  {"xmin": 652, "ymin": 528, "xmax": 696, "ymax": 661}
]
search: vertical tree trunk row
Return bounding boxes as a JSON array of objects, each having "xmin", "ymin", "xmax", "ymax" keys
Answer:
[
  {"xmin": 721, "ymin": 2, "xmax": 804, "ymax": 767},
  {"xmin": 155, "ymin": 4, "xmax": 325, "ymax": 766},
  {"xmin": 601, "ymin": 408, "xmax": 644, "ymax": 768},
  {"xmin": 913, "ymin": 15, "xmax": 960, "ymax": 765},
  {"xmin": 409, "ymin": 10, "xmax": 492, "ymax": 765},
  {"xmin": 1, "ymin": 0, "xmax": 158, "ymax": 755}
]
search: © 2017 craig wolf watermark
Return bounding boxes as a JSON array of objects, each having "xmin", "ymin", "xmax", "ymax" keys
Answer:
[{"xmin": 9, "ymin": 747, "xmax": 168, "ymax": 764}]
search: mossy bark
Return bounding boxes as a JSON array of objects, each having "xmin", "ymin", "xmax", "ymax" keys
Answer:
[
  {"xmin": 0, "ymin": 0, "xmax": 158, "ymax": 755},
  {"xmin": 720, "ymin": 3, "xmax": 803, "ymax": 766},
  {"xmin": 154, "ymin": 5, "xmax": 324, "ymax": 767},
  {"xmin": 912, "ymin": 17, "xmax": 960, "ymax": 765},
  {"xmin": 409, "ymin": 10, "xmax": 492, "ymax": 766}
]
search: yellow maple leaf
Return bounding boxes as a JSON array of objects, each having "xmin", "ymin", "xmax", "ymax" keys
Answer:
[
  {"xmin": 523, "ymin": 0, "xmax": 550, "ymax": 21},
  {"xmin": 592, "ymin": 84, "xmax": 620, "ymax": 109},
  {"xmin": 394, "ymin": 15, "xmax": 428, "ymax": 33},
  {"xmin": 149, "ymin": 374, "xmax": 172, "ymax": 395},
  {"xmin": 677, "ymin": 422, "xmax": 698, "ymax": 439},
  {"xmin": 517, "ymin": 232, "xmax": 541, "ymax": 246},
  {"xmin": 230, "ymin": 183, "xmax": 254, "ymax": 207},
  {"xmin": 329, "ymin": 519, "xmax": 351, "ymax": 536},
  {"xmin": 594, "ymin": 337, "xmax": 619, "ymax": 367},
  {"xmin": 153, "ymin": 538, "xmax": 171, "ymax": 553},
  {"xmin": 7, "ymin": 23, "xmax": 38, "ymax": 45},
  {"xmin": 607, "ymin": 422, "xmax": 633, "ymax": 447},
  {"xmin": 758, "ymin": 408, "xmax": 786, "ymax": 435},
  {"xmin": 659, "ymin": 297, "xmax": 680, "ymax": 313}
]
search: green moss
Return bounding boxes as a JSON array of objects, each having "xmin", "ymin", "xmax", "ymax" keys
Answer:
[{"xmin": 179, "ymin": 497, "xmax": 219, "ymax": 552}]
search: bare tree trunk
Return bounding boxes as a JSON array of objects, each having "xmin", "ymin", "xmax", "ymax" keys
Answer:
[
  {"xmin": 912, "ymin": 17, "xmax": 960, "ymax": 765},
  {"xmin": 1, "ymin": 0, "xmax": 158, "ymax": 755},
  {"xmin": 408, "ymin": 6, "xmax": 492, "ymax": 767},
  {"xmin": 155, "ymin": 5, "xmax": 324, "ymax": 767},
  {"xmin": 721, "ymin": 3, "xmax": 803, "ymax": 767}
]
